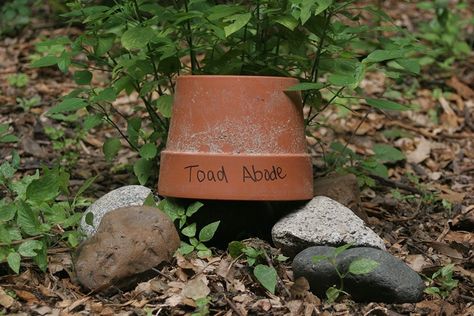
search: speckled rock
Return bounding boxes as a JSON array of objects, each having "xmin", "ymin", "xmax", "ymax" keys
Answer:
[
  {"xmin": 74, "ymin": 206, "xmax": 179, "ymax": 292},
  {"xmin": 293, "ymin": 246, "xmax": 425, "ymax": 303},
  {"xmin": 80, "ymin": 185, "xmax": 153, "ymax": 237},
  {"xmin": 271, "ymin": 196, "xmax": 385, "ymax": 257}
]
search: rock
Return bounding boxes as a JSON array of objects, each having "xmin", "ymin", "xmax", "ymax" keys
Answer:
[
  {"xmin": 313, "ymin": 173, "xmax": 368, "ymax": 222},
  {"xmin": 80, "ymin": 185, "xmax": 153, "ymax": 237},
  {"xmin": 292, "ymin": 246, "xmax": 425, "ymax": 303},
  {"xmin": 271, "ymin": 196, "xmax": 385, "ymax": 257},
  {"xmin": 74, "ymin": 206, "xmax": 179, "ymax": 291}
]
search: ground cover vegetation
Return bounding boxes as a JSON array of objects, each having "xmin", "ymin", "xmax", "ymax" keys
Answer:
[{"xmin": 0, "ymin": 0, "xmax": 473, "ymax": 314}]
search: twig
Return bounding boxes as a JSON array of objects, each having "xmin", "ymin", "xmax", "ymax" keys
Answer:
[
  {"xmin": 151, "ymin": 267, "xmax": 174, "ymax": 281},
  {"xmin": 370, "ymin": 174, "xmax": 424, "ymax": 195},
  {"xmin": 0, "ymin": 236, "xmax": 42, "ymax": 247},
  {"xmin": 223, "ymin": 295, "xmax": 244, "ymax": 316}
]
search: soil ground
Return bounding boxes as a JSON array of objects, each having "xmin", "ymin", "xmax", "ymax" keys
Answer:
[{"xmin": 0, "ymin": 1, "xmax": 473, "ymax": 315}]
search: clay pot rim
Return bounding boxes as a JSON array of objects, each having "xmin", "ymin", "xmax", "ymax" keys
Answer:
[{"xmin": 178, "ymin": 74, "xmax": 299, "ymax": 81}]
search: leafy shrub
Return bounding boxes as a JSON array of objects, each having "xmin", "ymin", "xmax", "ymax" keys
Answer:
[
  {"xmin": 0, "ymin": 154, "xmax": 93, "ymax": 273},
  {"xmin": 31, "ymin": 0, "xmax": 421, "ymax": 184},
  {"xmin": 416, "ymin": 1, "xmax": 472, "ymax": 69},
  {"xmin": 0, "ymin": 0, "xmax": 31, "ymax": 38}
]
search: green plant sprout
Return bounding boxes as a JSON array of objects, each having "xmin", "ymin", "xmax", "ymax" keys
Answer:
[
  {"xmin": 16, "ymin": 96, "xmax": 41, "ymax": 111},
  {"xmin": 228, "ymin": 241, "xmax": 288, "ymax": 294},
  {"xmin": 6, "ymin": 73, "xmax": 29, "ymax": 88},
  {"xmin": 424, "ymin": 264, "xmax": 459, "ymax": 299},
  {"xmin": 158, "ymin": 199, "xmax": 219, "ymax": 258},
  {"xmin": 0, "ymin": 124, "xmax": 19, "ymax": 144},
  {"xmin": 312, "ymin": 244, "xmax": 379, "ymax": 303}
]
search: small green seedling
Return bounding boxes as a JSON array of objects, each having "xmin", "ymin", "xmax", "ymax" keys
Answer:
[
  {"xmin": 228, "ymin": 241, "xmax": 288, "ymax": 294},
  {"xmin": 0, "ymin": 123, "xmax": 19, "ymax": 143},
  {"xmin": 312, "ymin": 244, "xmax": 379, "ymax": 303},
  {"xmin": 424, "ymin": 264, "xmax": 459, "ymax": 299},
  {"xmin": 191, "ymin": 296, "xmax": 211, "ymax": 316},
  {"xmin": 158, "ymin": 199, "xmax": 220, "ymax": 258},
  {"xmin": 16, "ymin": 96, "xmax": 41, "ymax": 111},
  {"xmin": 7, "ymin": 73, "xmax": 29, "ymax": 88}
]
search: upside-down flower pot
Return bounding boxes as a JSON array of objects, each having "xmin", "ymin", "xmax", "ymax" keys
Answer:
[{"xmin": 158, "ymin": 75, "xmax": 313, "ymax": 201}]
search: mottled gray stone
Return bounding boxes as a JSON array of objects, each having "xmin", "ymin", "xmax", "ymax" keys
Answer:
[
  {"xmin": 80, "ymin": 185, "xmax": 153, "ymax": 237},
  {"xmin": 292, "ymin": 246, "xmax": 425, "ymax": 303},
  {"xmin": 271, "ymin": 196, "xmax": 385, "ymax": 257}
]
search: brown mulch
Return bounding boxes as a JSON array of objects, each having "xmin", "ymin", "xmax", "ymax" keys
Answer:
[{"xmin": 0, "ymin": 1, "xmax": 473, "ymax": 315}]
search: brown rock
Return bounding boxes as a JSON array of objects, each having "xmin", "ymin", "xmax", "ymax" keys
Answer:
[
  {"xmin": 313, "ymin": 173, "xmax": 368, "ymax": 222},
  {"xmin": 74, "ymin": 206, "xmax": 180, "ymax": 291}
]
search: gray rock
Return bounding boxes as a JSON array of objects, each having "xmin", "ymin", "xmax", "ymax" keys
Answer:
[
  {"xmin": 80, "ymin": 185, "xmax": 153, "ymax": 237},
  {"xmin": 292, "ymin": 246, "xmax": 425, "ymax": 303},
  {"xmin": 75, "ymin": 206, "xmax": 180, "ymax": 292},
  {"xmin": 271, "ymin": 196, "xmax": 385, "ymax": 257}
]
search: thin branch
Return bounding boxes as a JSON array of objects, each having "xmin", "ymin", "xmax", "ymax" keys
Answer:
[{"xmin": 307, "ymin": 86, "xmax": 345, "ymax": 125}]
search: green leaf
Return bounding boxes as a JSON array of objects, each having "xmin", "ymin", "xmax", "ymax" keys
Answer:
[
  {"xmin": 182, "ymin": 223, "xmax": 197, "ymax": 238},
  {"xmin": 73, "ymin": 70, "xmax": 92, "ymax": 85},
  {"xmin": 366, "ymin": 98, "xmax": 410, "ymax": 111},
  {"xmin": 373, "ymin": 144, "xmax": 405, "ymax": 163},
  {"xmin": 47, "ymin": 98, "xmax": 88, "ymax": 115},
  {"xmin": 228, "ymin": 241, "xmax": 245, "ymax": 258},
  {"xmin": 103, "ymin": 137, "xmax": 121, "ymax": 162},
  {"xmin": 133, "ymin": 158, "xmax": 154, "ymax": 185},
  {"xmin": 85, "ymin": 212, "xmax": 94, "ymax": 226},
  {"xmin": 0, "ymin": 134, "xmax": 19, "ymax": 143},
  {"xmin": 396, "ymin": 59, "xmax": 420, "ymax": 74},
  {"xmin": 334, "ymin": 243, "xmax": 352, "ymax": 256},
  {"xmin": 275, "ymin": 15, "xmax": 299, "ymax": 31},
  {"xmin": 312, "ymin": 255, "xmax": 328, "ymax": 264},
  {"xmin": 197, "ymin": 249, "xmax": 212, "ymax": 258},
  {"xmin": 253, "ymin": 264, "xmax": 277, "ymax": 294},
  {"xmin": 75, "ymin": 175, "xmax": 97, "ymax": 198},
  {"xmin": 57, "ymin": 50, "xmax": 71, "ymax": 73},
  {"xmin": 277, "ymin": 254, "xmax": 289, "ymax": 262},
  {"xmin": 121, "ymin": 26, "xmax": 155, "ymax": 50},
  {"xmin": 18, "ymin": 240, "xmax": 43, "ymax": 257},
  {"xmin": 0, "ymin": 225, "xmax": 12, "ymax": 244},
  {"xmin": 30, "ymin": 55, "xmax": 58, "ymax": 68},
  {"xmin": 179, "ymin": 241, "xmax": 195, "ymax": 255},
  {"xmin": 66, "ymin": 231, "xmax": 81, "ymax": 247},
  {"xmin": 363, "ymin": 50, "xmax": 406, "ymax": 63},
  {"xmin": 285, "ymin": 82, "xmax": 325, "ymax": 91},
  {"xmin": 0, "ymin": 204, "xmax": 16, "ymax": 225},
  {"xmin": 198, "ymin": 221, "xmax": 220, "ymax": 242},
  {"xmin": 186, "ymin": 201, "xmax": 203, "ymax": 217},
  {"xmin": 325, "ymin": 286, "xmax": 341, "ymax": 303},
  {"xmin": 424, "ymin": 287, "xmax": 441, "ymax": 296},
  {"xmin": 92, "ymin": 87, "xmax": 117, "ymax": 102},
  {"xmin": 83, "ymin": 114, "xmax": 103, "ymax": 131},
  {"xmin": 26, "ymin": 169, "xmax": 60, "ymax": 202},
  {"xmin": 348, "ymin": 258, "xmax": 379, "ymax": 275},
  {"xmin": 328, "ymin": 73, "xmax": 356, "ymax": 86},
  {"xmin": 158, "ymin": 199, "xmax": 181, "ymax": 222},
  {"xmin": 314, "ymin": 0, "xmax": 333, "ymax": 16},
  {"xmin": 0, "ymin": 123, "xmax": 9, "ymax": 134},
  {"xmin": 7, "ymin": 252, "xmax": 21, "ymax": 273},
  {"xmin": 16, "ymin": 202, "xmax": 41, "ymax": 236},
  {"xmin": 155, "ymin": 95, "xmax": 173, "ymax": 118},
  {"xmin": 139, "ymin": 143, "xmax": 157, "ymax": 160},
  {"xmin": 224, "ymin": 13, "xmax": 251, "ymax": 37}
]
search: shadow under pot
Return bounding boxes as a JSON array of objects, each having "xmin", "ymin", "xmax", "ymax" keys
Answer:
[{"xmin": 158, "ymin": 75, "xmax": 313, "ymax": 201}]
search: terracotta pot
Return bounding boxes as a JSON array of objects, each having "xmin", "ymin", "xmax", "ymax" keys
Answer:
[{"xmin": 157, "ymin": 75, "xmax": 313, "ymax": 201}]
